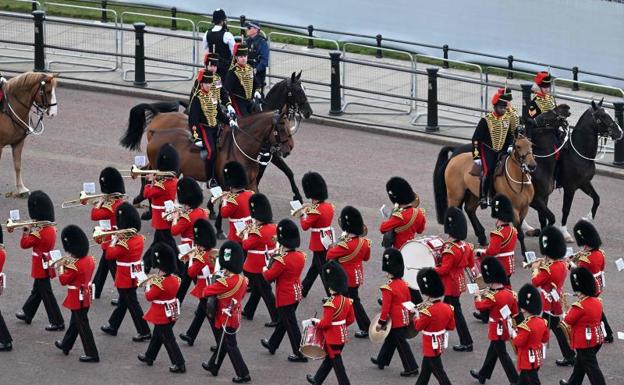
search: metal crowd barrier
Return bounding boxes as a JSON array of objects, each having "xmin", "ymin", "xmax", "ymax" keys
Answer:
[{"xmin": 0, "ymin": 11, "xmax": 35, "ymax": 65}]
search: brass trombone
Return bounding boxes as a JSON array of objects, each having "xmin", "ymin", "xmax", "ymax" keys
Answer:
[
  {"xmin": 61, "ymin": 191, "xmax": 127, "ymax": 209},
  {"xmin": 290, "ymin": 203, "xmax": 315, "ymax": 218},
  {"xmin": 4, "ymin": 219, "xmax": 55, "ymax": 233},
  {"xmin": 120, "ymin": 165, "xmax": 176, "ymax": 179},
  {"xmin": 51, "ymin": 255, "xmax": 78, "ymax": 269},
  {"xmin": 138, "ymin": 274, "xmax": 161, "ymax": 288},
  {"xmin": 210, "ymin": 191, "xmax": 229, "ymax": 205},
  {"xmin": 92, "ymin": 227, "xmax": 137, "ymax": 244}
]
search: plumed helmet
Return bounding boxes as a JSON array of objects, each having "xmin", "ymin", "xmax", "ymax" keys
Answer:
[
  {"xmin": 156, "ymin": 143, "xmax": 180, "ymax": 174},
  {"xmin": 491, "ymin": 88, "xmax": 507, "ymax": 107},
  {"xmin": 573, "ymin": 220, "xmax": 602, "ymax": 250},
  {"xmin": 233, "ymin": 42, "xmax": 249, "ymax": 57},
  {"xmin": 99, "ymin": 167, "xmax": 125, "ymax": 194},
  {"xmin": 481, "ymin": 256, "xmax": 508, "ymax": 285},
  {"xmin": 339, "ymin": 205, "xmax": 364, "ymax": 236},
  {"xmin": 177, "ymin": 177, "xmax": 203, "ymax": 209},
  {"xmin": 193, "ymin": 218, "xmax": 216, "ymax": 249},
  {"xmin": 382, "ymin": 248, "xmax": 404, "ymax": 278},
  {"xmin": 277, "ymin": 219, "xmax": 300, "ymax": 249},
  {"xmin": 203, "ymin": 52, "xmax": 221, "ymax": 67},
  {"xmin": 539, "ymin": 226, "xmax": 566, "ymax": 260},
  {"xmin": 323, "ymin": 261, "xmax": 348, "ymax": 296},
  {"xmin": 534, "ymin": 71, "xmax": 552, "ymax": 88},
  {"xmin": 570, "ymin": 267, "xmax": 597, "ymax": 297},
  {"xmin": 517, "ymin": 284, "xmax": 542, "ymax": 315},
  {"xmin": 153, "ymin": 243, "xmax": 177, "ymax": 274},
  {"xmin": 491, "ymin": 194, "xmax": 514, "ymax": 223},
  {"xmin": 219, "ymin": 240, "xmax": 244, "ymax": 274},
  {"xmin": 500, "ymin": 87, "xmax": 513, "ymax": 103},
  {"xmin": 115, "ymin": 202, "xmax": 141, "ymax": 232},
  {"xmin": 249, "ymin": 193, "xmax": 272, "ymax": 223},
  {"xmin": 61, "ymin": 225, "xmax": 89, "ymax": 258},
  {"xmin": 444, "ymin": 207, "xmax": 467, "ymax": 240},
  {"xmin": 386, "ymin": 177, "xmax": 416, "ymax": 205},
  {"xmin": 302, "ymin": 171, "xmax": 328, "ymax": 201},
  {"xmin": 223, "ymin": 161, "xmax": 248, "ymax": 189},
  {"xmin": 28, "ymin": 190, "xmax": 55, "ymax": 222},
  {"xmin": 212, "ymin": 9, "xmax": 227, "ymax": 23},
  {"xmin": 417, "ymin": 267, "xmax": 445, "ymax": 298}
]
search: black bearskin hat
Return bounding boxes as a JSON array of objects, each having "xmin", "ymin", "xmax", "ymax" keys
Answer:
[
  {"xmin": 219, "ymin": 241, "xmax": 244, "ymax": 274},
  {"xmin": 518, "ymin": 284, "xmax": 542, "ymax": 315},
  {"xmin": 386, "ymin": 177, "xmax": 416, "ymax": 205},
  {"xmin": 99, "ymin": 167, "xmax": 125, "ymax": 194},
  {"xmin": 539, "ymin": 226, "xmax": 566, "ymax": 260},
  {"xmin": 573, "ymin": 220, "xmax": 602, "ymax": 250},
  {"xmin": 28, "ymin": 190, "xmax": 55, "ymax": 222},
  {"xmin": 491, "ymin": 194, "xmax": 514, "ymax": 223},
  {"xmin": 382, "ymin": 248, "xmax": 404, "ymax": 278},
  {"xmin": 481, "ymin": 257, "xmax": 508, "ymax": 285},
  {"xmin": 339, "ymin": 205, "xmax": 365, "ymax": 236},
  {"xmin": 223, "ymin": 161, "xmax": 248, "ymax": 189},
  {"xmin": 193, "ymin": 219, "xmax": 216, "ymax": 250},
  {"xmin": 116, "ymin": 202, "xmax": 141, "ymax": 232},
  {"xmin": 61, "ymin": 225, "xmax": 89, "ymax": 259},
  {"xmin": 444, "ymin": 207, "xmax": 467, "ymax": 241},
  {"xmin": 323, "ymin": 261, "xmax": 348, "ymax": 296},
  {"xmin": 302, "ymin": 171, "xmax": 328, "ymax": 201},
  {"xmin": 153, "ymin": 243, "xmax": 177, "ymax": 274},
  {"xmin": 249, "ymin": 193, "xmax": 272, "ymax": 223},
  {"xmin": 277, "ymin": 219, "xmax": 300, "ymax": 250},
  {"xmin": 417, "ymin": 268, "xmax": 445, "ymax": 298},
  {"xmin": 177, "ymin": 177, "xmax": 203, "ymax": 209},
  {"xmin": 156, "ymin": 143, "xmax": 180, "ymax": 174},
  {"xmin": 570, "ymin": 267, "xmax": 597, "ymax": 297}
]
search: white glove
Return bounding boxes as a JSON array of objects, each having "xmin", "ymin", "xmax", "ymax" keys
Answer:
[
  {"xmin": 229, "ymin": 119, "xmax": 238, "ymax": 128},
  {"xmin": 474, "ymin": 159, "xmax": 482, "ymax": 166},
  {"xmin": 227, "ymin": 104, "xmax": 236, "ymax": 119},
  {"xmin": 254, "ymin": 91, "xmax": 262, "ymax": 100},
  {"xmin": 507, "ymin": 146, "xmax": 513, "ymax": 154},
  {"xmin": 0, "ymin": 76, "xmax": 6, "ymax": 86}
]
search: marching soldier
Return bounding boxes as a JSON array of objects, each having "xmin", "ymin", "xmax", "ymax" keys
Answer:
[
  {"xmin": 260, "ymin": 219, "xmax": 307, "ymax": 362},
  {"xmin": 327, "ymin": 205, "xmax": 371, "ymax": 338},
  {"xmin": 436, "ymin": 207, "xmax": 473, "ymax": 352},
  {"xmin": 529, "ymin": 226, "xmax": 575, "ymax": 367},
  {"xmin": 559, "ymin": 267, "xmax": 607, "ymax": 385},
  {"xmin": 241, "ymin": 193, "xmax": 278, "ymax": 326},
  {"xmin": 225, "ymin": 42, "xmax": 260, "ymax": 117},
  {"xmin": 379, "ymin": 176, "xmax": 426, "ymax": 250},
  {"xmin": 471, "ymin": 88, "xmax": 515, "ymax": 208},
  {"xmin": 0, "ymin": 227, "xmax": 12, "ymax": 352},
  {"xmin": 91, "ymin": 167, "xmax": 126, "ymax": 300},
  {"xmin": 170, "ymin": 177, "xmax": 209, "ymax": 303},
  {"xmin": 469, "ymin": 257, "xmax": 519, "ymax": 385},
  {"xmin": 100, "ymin": 203, "xmax": 151, "ymax": 342},
  {"xmin": 572, "ymin": 219, "xmax": 613, "ymax": 343},
  {"xmin": 371, "ymin": 248, "xmax": 419, "ymax": 378},
  {"xmin": 179, "ymin": 219, "xmax": 217, "ymax": 347},
  {"xmin": 306, "ymin": 261, "xmax": 355, "ymax": 385},
  {"xmin": 138, "ymin": 243, "xmax": 186, "ymax": 373},
  {"xmin": 300, "ymin": 171, "xmax": 334, "ymax": 297},
  {"xmin": 16, "ymin": 190, "xmax": 65, "ymax": 331},
  {"xmin": 513, "ymin": 284, "xmax": 550, "ymax": 385},
  {"xmin": 528, "ymin": 71, "xmax": 556, "ymax": 120},
  {"xmin": 203, "ymin": 9, "xmax": 235, "ymax": 79},
  {"xmin": 245, "ymin": 21, "xmax": 269, "ymax": 95},
  {"xmin": 411, "ymin": 268, "xmax": 455, "ymax": 385},
  {"xmin": 54, "ymin": 225, "xmax": 99, "ymax": 362},
  {"xmin": 220, "ymin": 161, "xmax": 254, "ymax": 244},
  {"xmin": 142, "ymin": 144, "xmax": 180, "ymax": 271},
  {"xmin": 201, "ymin": 241, "xmax": 251, "ymax": 383}
]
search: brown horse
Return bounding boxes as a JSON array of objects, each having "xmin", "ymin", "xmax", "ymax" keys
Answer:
[
  {"xmin": 433, "ymin": 136, "xmax": 536, "ymax": 256},
  {"xmin": 1, "ymin": 71, "xmax": 58, "ymax": 197}
]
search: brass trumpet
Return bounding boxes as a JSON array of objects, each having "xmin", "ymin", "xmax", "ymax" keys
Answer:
[
  {"xmin": 62, "ymin": 191, "xmax": 127, "ymax": 209},
  {"xmin": 120, "ymin": 165, "xmax": 176, "ymax": 179},
  {"xmin": 4, "ymin": 219, "xmax": 55, "ymax": 233},
  {"xmin": 92, "ymin": 227, "xmax": 137, "ymax": 244}
]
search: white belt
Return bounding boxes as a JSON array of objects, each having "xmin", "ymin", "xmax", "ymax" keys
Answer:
[
  {"xmin": 151, "ymin": 205, "xmax": 165, "ymax": 210},
  {"xmin": 422, "ymin": 329, "xmax": 447, "ymax": 336},
  {"xmin": 116, "ymin": 261, "xmax": 141, "ymax": 267},
  {"xmin": 248, "ymin": 248, "xmax": 277, "ymax": 255},
  {"xmin": 496, "ymin": 252, "xmax": 514, "ymax": 257},
  {"xmin": 197, "ymin": 275, "xmax": 206, "ymax": 279},
  {"xmin": 67, "ymin": 282, "xmax": 92, "ymax": 290},
  {"xmin": 488, "ymin": 317, "xmax": 503, "ymax": 323},
  {"xmin": 230, "ymin": 216, "xmax": 251, "ymax": 224},
  {"xmin": 593, "ymin": 271, "xmax": 603, "ymax": 278},
  {"xmin": 311, "ymin": 226, "xmax": 332, "ymax": 232},
  {"xmin": 32, "ymin": 252, "xmax": 50, "ymax": 257},
  {"xmin": 154, "ymin": 299, "xmax": 177, "ymax": 305},
  {"xmin": 331, "ymin": 320, "xmax": 346, "ymax": 326}
]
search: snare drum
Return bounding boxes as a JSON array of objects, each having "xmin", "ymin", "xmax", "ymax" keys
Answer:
[
  {"xmin": 400, "ymin": 236, "xmax": 444, "ymax": 290},
  {"xmin": 300, "ymin": 324, "xmax": 326, "ymax": 360}
]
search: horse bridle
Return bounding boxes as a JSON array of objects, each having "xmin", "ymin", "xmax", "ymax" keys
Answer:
[
  {"xmin": 512, "ymin": 142, "xmax": 534, "ymax": 175},
  {"xmin": 285, "ymin": 80, "xmax": 306, "ymax": 133},
  {"xmin": 590, "ymin": 107, "xmax": 623, "ymax": 141},
  {"xmin": 6, "ymin": 79, "xmax": 56, "ymax": 135},
  {"xmin": 230, "ymin": 112, "xmax": 291, "ymax": 165}
]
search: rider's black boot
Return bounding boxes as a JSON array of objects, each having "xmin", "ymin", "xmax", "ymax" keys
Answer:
[{"xmin": 479, "ymin": 176, "xmax": 489, "ymax": 209}]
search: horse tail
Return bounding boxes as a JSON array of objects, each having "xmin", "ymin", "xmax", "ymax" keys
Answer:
[
  {"xmin": 433, "ymin": 146, "xmax": 455, "ymax": 224},
  {"xmin": 120, "ymin": 103, "xmax": 162, "ymax": 151}
]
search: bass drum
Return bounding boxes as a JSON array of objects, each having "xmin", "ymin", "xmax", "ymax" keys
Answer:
[{"xmin": 400, "ymin": 236, "xmax": 444, "ymax": 290}]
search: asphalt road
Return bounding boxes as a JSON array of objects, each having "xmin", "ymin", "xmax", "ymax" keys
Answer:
[{"xmin": 0, "ymin": 87, "xmax": 622, "ymax": 385}]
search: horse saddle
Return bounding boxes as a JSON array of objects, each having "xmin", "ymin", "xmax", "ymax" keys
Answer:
[{"xmin": 494, "ymin": 154, "xmax": 508, "ymax": 178}]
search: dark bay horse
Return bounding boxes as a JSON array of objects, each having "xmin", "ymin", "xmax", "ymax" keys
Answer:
[{"xmin": 1, "ymin": 72, "xmax": 58, "ymax": 197}]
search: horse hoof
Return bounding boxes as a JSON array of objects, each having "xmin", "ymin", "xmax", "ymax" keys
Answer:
[
  {"xmin": 525, "ymin": 229, "xmax": 541, "ymax": 237},
  {"xmin": 140, "ymin": 211, "xmax": 152, "ymax": 221},
  {"xmin": 17, "ymin": 191, "xmax": 30, "ymax": 199},
  {"xmin": 216, "ymin": 232, "xmax": 226, "ymax": 240}
]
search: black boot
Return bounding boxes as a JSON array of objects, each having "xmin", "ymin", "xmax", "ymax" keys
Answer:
[{"xmin": 479, "ymin": 176, "xmax": 489, "ymax": 209}]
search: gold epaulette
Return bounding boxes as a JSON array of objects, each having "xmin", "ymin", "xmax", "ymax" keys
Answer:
[
  {"xmin": 180, "ymin": 211, "xmax": 191, "ymax": 222},
  {"xmin": 194, "ymin": 251, "xmax": 206, "ymax": 264},
  {"xmin": 420, "ymin": 307, "xmax": 432, "ymax": 317},
  {"xmin": 116, "ymin": 238, "xmax": 130, "ymax": 250},
  {"xmin": 366, "ymin": 238, "xmax": 372, "ymax": 248},
  {"xmin": 307, "ymin": 204, "xmax": 320, "ymax": 216},
  {"xmin": 323, "ymin": 297, "xmax": 335, "ymax": 308},
  {"xmin": 102, "ymin": 200, "xmax": 115, "ymax": 212},
  {"xmin": 391, "ymin": 209, "xmax": 404, "ymax": 220},
  {"xmin": 484, "ymin": 291, "xmax": 496, "ymax": 302},
  {"xmin": 491, "ymin": 227, "xmax": 503, "ymax": 238},
  {"xmin": 517, "ymin": 321, "xmax": 531, "ymax": 332},
  {"xmin": 576, "ymin": 251, "xmax": 591, "ymax": 264},
  {"xmin": 572, "ymin": 301, "xmax": 584, "ymax": 309},
  {"xmin": 449, "ymin": 304, "xmax": 454, "ymax": 312},
  {"xmin": 337, "ymin": 239, "xmax": 350, "ymax": 249},
  {"xmin": 248, "ymin": 225, "xmax": 262, "ymax": 237},
  {"xmin": 30, "ymin": 230, "xmax": 41, "ymax": 239},
  {"xmin": 217, "ymin": 277, "xmax": 228, "ymax": 287},
  {"xmin": 380, "ymin": 283, "xmax": 392, "ymax": 292},
  {"xmin": 151, "ymin": 276, "xmax": 165, "ymax": 290},
  {"xmin": 65, "ymin": 260, "xmax": 78, "ymax": 271},
  {"xmin": 538, "ymin": 262, "xmax": 552, "ymax": 274},
  {"xmin": 225, "ymin": 193, "xmax": 239, "ymax": 205},
  {"xmin": 442, "ymin": 243, "xmax": 455, "ymax": 255},
  {"xmin": 273, "ymin": 255, "xmax": 286, "ymax": 265}
]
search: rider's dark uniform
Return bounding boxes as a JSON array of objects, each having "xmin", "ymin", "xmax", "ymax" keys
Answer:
[{"xmin": 224, "ymin": 43, "xmax": 259, "ymax": 117}]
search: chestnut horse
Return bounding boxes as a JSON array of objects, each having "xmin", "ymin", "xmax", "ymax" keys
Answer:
[{"xmin": 0, "ymin": 72, "xmax": 58, "ymax": 197}]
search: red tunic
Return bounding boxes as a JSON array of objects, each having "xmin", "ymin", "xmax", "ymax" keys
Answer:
[
  {"xmin": 299, "ymin": 202, "xmax": 335, "ymax": 252},
  {"xmin": 263, "ymin": 250, "xmax": 305, "ymax": 307},
  {"xmin": 105, "ymin": 234, "xmax": 145, "ymax": 289},
  {"xmin": 474, "ymin": 288, "xmax": 519, "ymax": 341},
  {"xmin": 242, "ymin": 223, "xmax": 277, "ymax": 274},
  {"xmin": 220, "ymin": 190, "xmax": 254, "ymax": 243},
  {"xmin": 90, "ymin": 198, "xmax": 124, "ymax": 250},
  {"xmin": 316, "ymin": 294, "xmax": 355, "ymax": 358},
  {"xmin": 203, "ymin": 273, "xmax": 248, "ymax": 329},
  {"xmin": 435, "ymin": 240, "xmax": 473, "ymax": 297},
  {"xmin": 512, "ymin": 315, "xmax": 550, "ymax": 370},
  {"xmin": 413, "ymin": 300, "xmax": 456, "ymax": 357},
  {"xmin": 531, "ymin": 260, "xmax": 568, "ymax": 316},
  {"xmin": 170, "ymin": 207, "xmax": 209, "ymax": 247},
  {"xmin": 379, "ymin": 207, "xmax": 426, "ymax": 249},
  {"xmin": 144, "ymin": 274, "xmax": 181, "ymax": 325},
  {"xmin": 484, "ymin": 224, "xmax": 517, "ymax": 277},
  {"xmin": 576, "ymin": 249, "xmax": 606, "ymax": 296},
  {"xmin": 187, "ymin": 248, "xmax": 216, "ymax": 299},
  {"xmin": 326, "ymin": 236, "xmax": 371, "ymax": 288},
  {"xmin": 59, "ymin": 256, "xmax": 96, "ymax": 310},
  {"xmin": 143, "ymin": 177, "xmax": 178, "ymax": 230},
  {"xmin": 0, "ymin": 247, "xmax": 5, "ymax": 274},
  {"xmin": 380, "ymin": 278, "xmax": 411, "ymax": 328},
  {"xmin": 20, "ymin": 225, "xmax": 57, "ymax": 279},
  {"xmin": 564, "ymin": 296, "xmax": 605, "ymax": 349}
]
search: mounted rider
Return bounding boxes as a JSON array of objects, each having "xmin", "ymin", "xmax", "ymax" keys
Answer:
[
  {"xmin": 471, "ymin": 88, "xmax": 515, "ymax": 209},
  {"xmin": 244, "ymin": 21, "xmax": 269, "ymax": 96},
  {"xmin": 203, "ymin": 9, "xmax": 235, "ymax": 80},
  {"xmin": 224, "ymin": 42, "xmax": 262, "ymax": 117}
]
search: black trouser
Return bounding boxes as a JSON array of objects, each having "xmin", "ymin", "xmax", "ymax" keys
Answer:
[
  {"xmin": 415, "ymin": 355, "xmax": 452, "ymax": 385},
  {"xmin": 243, "ymin": 271, "xmax": 277, "ymax": 322},
  {"xmin": 348, "ymin": 287, "xmax": 370, "ymax": 332},
  {"xmin": 0, "ymin": 309, "xmax": 12, "ymax": 344},
  {"xmin": 22, "ymin": 278, "xmax": 64, "ymax": 325},
  {"xmin": 375, "ymin": 327, "xmax": 418, "ymax": 372},
  {"xmin": 143, "ymin": 229, "xmax": 178, "ymax": 273},
  {"xmin": 176, "ymin": 261, "xmax": 191, "ymax": 304},
  {"xmin": 601, "ymin": 312, "xmax": 612, "ymax": 339},
  {"xmin": 60, "ymin": 308, "xmax": 99, "ymax": 358},
  {"xmin": 545, "ymin": 313, "xmax": 575, "ymax": 359},
  {"xmin": 198, "ymin": 124, "xmax": 218, "ymax": 181},
  {"xmin": 444, "ymin": 296, "xmax": 472, "ymax": 346},
  {"xmin": 267, "ymin": 303, "xmax": 302, "ymax": 355},
  {"xmin": 302, "ymin": 250, "xmax": 329, "ymax": 296},
  {"xmin": 517, "ymin": 369, "xmax": 541, "ymax": 385},
  {"xmin": 184, "ymin": 298, "xmax": 216, "ymax": 343},
  {"xmin": 478, "ymin": 340, "xmax": 518, "ymax": 383},
  {"xmin": 144, "ymin": 323, "xmax": 185, "ymax": 366},
  {"xmin": 478, "ymin": 145, "xmax": 498, "ymax": 199},
  {"xmin": 566, "ymin": 346, "xmax": 606, "ymax": 385},
  {"xmin": 93, "ymin": 250, "xmax": 116, "ymax": 299},
  {"xmin": 313, "ymin": 346, "xmax": 350, "ymax": 385},
  {"xmin": 107, "ymin": 287, "xmax": 150, "ymax": 335},
  {"xmin": 208, "ymin": 326, "xmax": 249, "ymax": 378}
]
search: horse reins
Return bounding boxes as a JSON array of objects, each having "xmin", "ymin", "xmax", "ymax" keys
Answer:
[
  {"xmin": 568, "ymin": 108, "xmax": 621, "ymax": 162},
  {"xmin": 504, "ymin": 151, "xmax": 532, "ymax": 194},
  {"xmin": 230, "ymin": 112, "xmax": 290, "ymax": 166},
  {"xmin": 5, "ymin": 79, "xmax": 55, "ymax": 135}
]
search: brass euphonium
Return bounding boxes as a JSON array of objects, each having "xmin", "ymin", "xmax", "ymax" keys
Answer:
[
  {"xmin": 92, "ymin": 227, "xmax": 137, "ymax": 244},
  {"xmin": 120, "ymin": 164, "xmax": 176, "ymax": 179},
  {"xmin": 4, "ymin": 219, "xmax": 55, "ymax": 233},
  {"xmin": 62, "ymin": 191, "xmax": 127, "ymax": 209}
]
